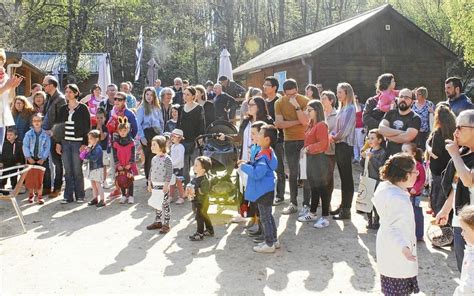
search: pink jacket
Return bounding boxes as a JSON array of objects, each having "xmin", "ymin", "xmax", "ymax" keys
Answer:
[{"xmin": 377, "ymin": 89, "xmax": 400, "ymax": 112}]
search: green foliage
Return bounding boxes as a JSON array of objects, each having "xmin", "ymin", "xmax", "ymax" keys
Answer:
[
  {"xmin": 444, "ymin": 0, "xmax": 474, "ymax": 65},
  {"xmin": 1, "ymin": 0, "xmax": 471, "ymax": 86}
]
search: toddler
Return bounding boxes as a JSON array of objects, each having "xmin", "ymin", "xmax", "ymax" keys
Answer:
[
  {"xmin": 146, "ymin": 135, "xmax": 173, "ymax": 234},
  {"xmin": 84, "ymin": 130, "xmax": 105, "ymax": 207},
  {"xmin": 0, "ymin": 128, "xmax": 24, "ymax": 190},
  {"xmin": 360, "ymin": 129, "xmax": 386, "ymax": 229},
  {"xmin": 187, "ymin": 156, "xmax": 214, "ymax": 241},
  {"xmin": 169, "ymin": 129, "xmax": 186, "ymax": 204}
]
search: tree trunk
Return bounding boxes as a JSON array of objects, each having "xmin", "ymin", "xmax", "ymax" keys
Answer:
[
  {"xmin": 278, "ymin": 0, "xmax": 285, "ymax": 41},
  {"xmin": 66, "ymin": 0, "xmax": 94, "ymax": 81},
  {"xmin": 301, "ymin": 0, "xmax": 307, "ymax": 34}
]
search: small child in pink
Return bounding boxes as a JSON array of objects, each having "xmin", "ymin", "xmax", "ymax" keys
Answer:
[{"xmin": 376, "ymin": 89, "xmax": 400, "ymax": 112}]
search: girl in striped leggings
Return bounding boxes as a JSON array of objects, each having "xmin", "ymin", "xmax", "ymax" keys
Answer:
[{"xmin": 146, "ymin": 135, "xmax": 173, "ymax": 234}]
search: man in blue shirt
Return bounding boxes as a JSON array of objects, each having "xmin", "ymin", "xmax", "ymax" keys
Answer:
[{"xmin": 445, "ymin": 77, "xmax": 473, "ymax": 116}]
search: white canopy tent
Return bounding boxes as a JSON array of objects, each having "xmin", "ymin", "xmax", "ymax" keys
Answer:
[
  {"xmin": 217, "ymin": 48, "xmax": 233, "ymax": 81},
  {"xmin": 97, "ymin": 53, "xmax": 111, "ymax": 95}
]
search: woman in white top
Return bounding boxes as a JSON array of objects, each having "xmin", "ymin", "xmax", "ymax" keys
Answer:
[
  {"xmin": 0, "ymin": 66, "xmax": 23, "ymax": 153},
  {"xmin": 373, "ymin": 153, "xmax": 420, "ymax": 295}
]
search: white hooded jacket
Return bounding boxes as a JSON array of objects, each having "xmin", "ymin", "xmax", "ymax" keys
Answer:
[{"xmin": 372, "ymin": 181, "xmax": 418, "ymax": 278}]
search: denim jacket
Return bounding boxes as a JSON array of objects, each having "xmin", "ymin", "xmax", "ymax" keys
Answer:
[
  {"xmin": 22, "ymin": 128, "xmax": 51, "ymax": 161},
  {"xmin": 86, "ymin": 144, "xmax": 104, "ymax": 171}
]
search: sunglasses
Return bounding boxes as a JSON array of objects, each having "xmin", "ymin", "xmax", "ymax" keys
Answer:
[
  {"xmin": 456, "ymin": 125, "xmax": 474, "ymax": 131},
  {"xmin": 114, "ymin": 97, "xmax": 125, "ymax": 101}
]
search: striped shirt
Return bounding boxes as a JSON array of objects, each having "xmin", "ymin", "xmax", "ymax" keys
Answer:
[
  {"xmin": 58, "ymin": 103, "xmax": 90, "ymax": 145},
  {"xmin": 65, "ymin": 109, "xmax": 82, "ymax": 141},
  {"xmin": 149, "ymin": 154, "xmax": 173, "ymax": 184}
]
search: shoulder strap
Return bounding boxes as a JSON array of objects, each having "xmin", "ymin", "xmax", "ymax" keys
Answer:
[{"xmin": 363, "ymin": 156, "xmax": 369, "ymax": 177}]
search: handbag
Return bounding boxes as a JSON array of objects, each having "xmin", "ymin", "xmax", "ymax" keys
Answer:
[
  {"xmin": 144, "ymin": 127, "xmax": 160, "ymax": 143},
  {"xmin": 299, "ymin": 148, "xmax": 307, "ymax": 180},
  {"xmin": 356, "ymin": 157, "xmax": 377, "ymax": 213},
  {"xmin": 148, "ymin": 185, "xmax": 165, "ymax": 210}
]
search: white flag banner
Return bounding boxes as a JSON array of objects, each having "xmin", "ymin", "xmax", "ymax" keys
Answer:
[{"xmin": 134, "ymin": 26, "xmax": 143, "ymax": 82}]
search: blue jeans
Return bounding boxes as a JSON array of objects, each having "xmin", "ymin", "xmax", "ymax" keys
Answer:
[
  {"xmin": 284, "ymin": 140, "xmax": 304, "ymax": 206},
  {"xmin": 62, "ymin": 141, "xmax": 85, "ymax": 201},
  {"xmin": 257, "ymin": 203, "xmax": 277, "ymax": 246},
  {"xmin": 454, "ymin": 226, "xmax": 466, "ymax": 272},
  {"xmin": 50, "ymin": 139, "xmax": 64, "ymax": 191},
  {"xmin": 411, "ymin": 195, "xmax": 424, "ymax": 240}
]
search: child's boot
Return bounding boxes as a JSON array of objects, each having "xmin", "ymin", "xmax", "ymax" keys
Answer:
[
  {"xmin": 159, "ymin": 224, "xmax": 170, "ymax": 234},
  {"xmin": 37, "ymin": 196, "xmax": 44, "ymax": 205},
  {"xmin": 146, "ymin": 221, "xmax": 162, "ymax": 230},
  {"xmin": 28, "ymin": 194, "xmax": 35, "ymax": 203}
]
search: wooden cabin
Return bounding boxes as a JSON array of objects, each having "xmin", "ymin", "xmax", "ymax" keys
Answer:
[
  {"xmin": 233, "ymin": 4, "xmax": 457, "ymax": 102},
  {"xmin": 5, "ymin": 52, "xmax": 46, "ymax": 96}
]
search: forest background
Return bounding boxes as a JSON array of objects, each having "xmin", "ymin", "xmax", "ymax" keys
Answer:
[{"xmin": 0, "ymin": 0, "xmax": 472, "ymax": 91}]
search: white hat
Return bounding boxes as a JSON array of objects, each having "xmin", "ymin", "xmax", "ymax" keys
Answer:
[{"xmin": 171, "ymin": 129, "xmax": 184, "ymax": 139}]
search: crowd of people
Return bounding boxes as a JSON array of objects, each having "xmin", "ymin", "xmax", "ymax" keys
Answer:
[{"xmin": 1, "ymin": 45, "xmax": 474, "ymax": 294}]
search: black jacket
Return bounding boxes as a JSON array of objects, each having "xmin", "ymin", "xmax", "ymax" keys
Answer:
[
  {"xmin": 362, "ymin": 95, "xmax": 381, "ymax": 131},
  {"xmin": 0, "ymin": 139, "xmax": 24, "ymax": 166},
  {"xmin": 43, "ymin": 89, "xmax": 66, "ymax": 130}
]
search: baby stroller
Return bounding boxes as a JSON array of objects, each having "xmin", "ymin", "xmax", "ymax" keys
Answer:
[{"xmin": 195, "ymin": 120, "xmax": 240, "ymax": 205}]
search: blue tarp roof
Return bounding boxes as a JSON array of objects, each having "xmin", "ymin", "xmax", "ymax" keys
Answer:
[{"xmin": 22, "ymin": 52, "xmax": 105, "ymax": 74}]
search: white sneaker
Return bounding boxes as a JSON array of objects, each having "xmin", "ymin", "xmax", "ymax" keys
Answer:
[
  {"xmin": 231, "ymin": 216, "xmax": 248, "ymax": 223},
  {"xmin": 128, "ymin": 196, "xmax": 134, "ymax": 204},
  {"xmin": 314, "ymin": 216, "xmax": 330, "ymax": 228},
  {"xmin": 281, "ymin": 203, "xmax": 298, "ymax": 215},
  {"xmin": 119, "ymin": 195, "xmax": 127, "ymax": 204},
  {"xmin": 103, "ymin": 180, "xmax": 112, "ymax": 189},
  {"xmin": 253, "ymin": 243, "xmax": 276, "ymax": 253},
  {"xmin": 257, "ymin": 240, "xmax": 280, "ymax": 249},
  {"xmin": 297, "ymin": 212, "xmax": 317, "ymax": 222},
  {"xmin": 274, "ymin": 240, "xmax": 281, "ymax": 249},
  {"xmin": 298, "ymin": 205, "xmax": 310, "ymax": 217}
]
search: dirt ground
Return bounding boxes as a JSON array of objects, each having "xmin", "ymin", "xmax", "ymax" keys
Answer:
[{"xmin": 0, "ymin": 165, "xmax": 460, "ymax": 295}]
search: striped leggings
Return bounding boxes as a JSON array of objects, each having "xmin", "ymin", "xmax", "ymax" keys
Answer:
[{"xmin": 154, "ymin": 192, "xmax": 170, "ymax": 225}]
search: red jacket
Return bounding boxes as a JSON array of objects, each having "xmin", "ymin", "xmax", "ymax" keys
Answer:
[{"xmin": 303, "ymin": 121, "xmax": 329, "ymax": 155}]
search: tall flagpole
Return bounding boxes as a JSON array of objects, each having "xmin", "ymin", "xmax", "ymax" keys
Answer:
[{"xmin": 134, "ymin": 26, "xmax": 143, "ymax": 82}]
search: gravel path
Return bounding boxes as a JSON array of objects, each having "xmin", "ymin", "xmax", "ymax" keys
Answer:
[{"xmin": 0, "ymin": 165, "xmax": 459, "ymax": 295}]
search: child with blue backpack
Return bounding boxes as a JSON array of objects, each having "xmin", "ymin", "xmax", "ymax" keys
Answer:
[{"xmin": 238, "ymin": 124, "xmax": 279, "ymax": 253}]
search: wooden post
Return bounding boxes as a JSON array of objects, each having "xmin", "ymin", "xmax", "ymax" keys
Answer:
[{"xmin": 25, "ymin": 68, "xmax": 32, "ymax": 96}]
